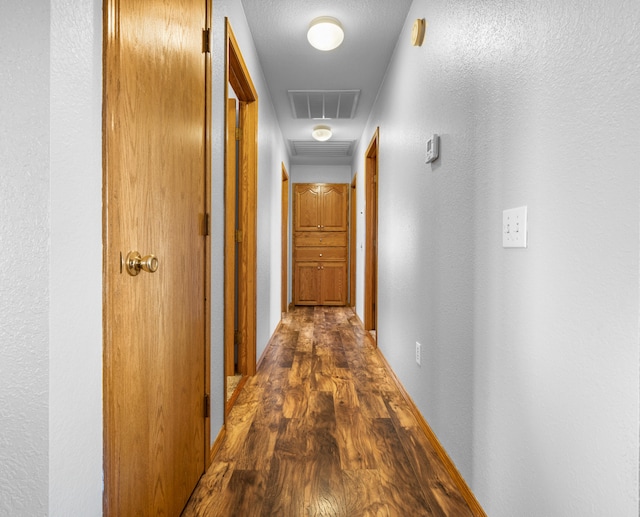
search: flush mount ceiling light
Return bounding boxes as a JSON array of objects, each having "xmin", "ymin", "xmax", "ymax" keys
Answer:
[
  {"xmin": 312, "ymin": 124, "xmax": 332, "ymax": 141},
  {"xmin": 307, "ymin": 17, "xmax": 344, "ymax": 51}
]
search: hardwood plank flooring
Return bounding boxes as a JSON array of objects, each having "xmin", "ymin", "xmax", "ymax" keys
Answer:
[{"xmin": 182, "ymin": 307, "xmax": 476, "ymax": 517}]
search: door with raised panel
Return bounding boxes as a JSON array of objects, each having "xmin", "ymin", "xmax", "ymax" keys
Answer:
[
  {"xmin": 103, "ymin": 0, "xmax": 209, "ymax": 515},
  {"xmin": 294, "ymin": 184, "xmax": 322, "ymax": 231},
  {"xmin": 320, "ymin": 184, "xmax": 348, "ymax": 231},
  {"xmin": 295, "ymin": 262, "xmax": 322, "ymax": 304},
  {"xmin": 320, "ymin": 262, "xmax": 347, "ymax": 305},
  {"xmin": 293, "ymin": 183, "xmax": 348, "ymax": 231}
]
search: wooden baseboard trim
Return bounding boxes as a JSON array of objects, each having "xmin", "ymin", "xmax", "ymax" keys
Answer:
[
  {"xmin": 375, "ymin": 347, "xmax": 486, "ymax": 517},
  {"xmin": 256, "ymin": 319, "xmax": 284, "ymax": 371},
  {"xmin": 208, "ymin": 425, "xmax": 226, "ymax": 464}
]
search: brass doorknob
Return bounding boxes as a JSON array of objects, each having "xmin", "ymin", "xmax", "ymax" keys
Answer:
[{"xmin": 125, "ymin": 251, "xmax": 159, "ymax": 276}]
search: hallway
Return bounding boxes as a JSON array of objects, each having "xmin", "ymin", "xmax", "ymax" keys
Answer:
[{"xmin": 182, "ymin": 307, "xmax": 476, "ymax": 516}]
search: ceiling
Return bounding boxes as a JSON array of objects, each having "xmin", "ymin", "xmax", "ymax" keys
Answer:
[{"xmin": 239, "ymin": 0, "xmax": 414, "ymax": 166}]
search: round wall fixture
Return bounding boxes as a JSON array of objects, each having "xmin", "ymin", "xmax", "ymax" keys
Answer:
[
  {"xmin": 307, "ymin": 17, "xmax": 344, "ymax": 51},
  {"xmin": 411, "ymin": 18, "xmax": 426, "ymax": 46}
]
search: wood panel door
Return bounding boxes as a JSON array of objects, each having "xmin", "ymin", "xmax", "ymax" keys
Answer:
[
  {"xmin": 103, "ymin": 1, "xmax": 209, "ymax": 515},
  {"xmin": 294, "ymin": 262, "xmax": 322, "ymax": 305},
  {"xmin": 320, "ymin": 184, "xmax": 348, "ymax": 231},
  {"xmin": 294, "ymin": 184, "xmax": 321, "ymax": 231},
  {"xmin": 293, "ymin": 184, "xmax": 348, "ymax": 232},
  {"xmin": 320, "ymin": 262, "xmax": 347, "ymax": 305}
]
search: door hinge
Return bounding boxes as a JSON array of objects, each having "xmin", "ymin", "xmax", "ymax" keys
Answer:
[
  {"xmin": 203, "ymin": 213, "xmax": 210, "ymax": 236},
  {"xmin": 235, "ymin": 229, "xmax": 243, "ymax": 242},
  {"xmin": 204, "ymin": 393, "xmax": 210, "ymax": 418},
  {"xmin": 202, "ymin": 28, "xmax": 211, "ymax": 53},
  {"xmin": 235, "ymin": 127, "xmax": 242, "ymax": 141}
]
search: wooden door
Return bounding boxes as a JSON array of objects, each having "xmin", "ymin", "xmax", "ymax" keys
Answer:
[
  {"xmin": 295, "ymin": 262, "xmax": 322, "ymax": 304},
  {"xmin": 320, "ymin": 262, "xmax": 347, "ymax": 305},
  {"xmin": 320, "ymin": 184, "xmax": 348, "ymax": 231},
  {"xmin": 103, "ymin": 1, "xmax": 209, "ymax": 515},
  {"xmin": 294, "ymin": 184, "xmax": 321, "ymax": 231}
]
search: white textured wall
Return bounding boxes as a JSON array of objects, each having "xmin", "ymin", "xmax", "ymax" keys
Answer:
[
  {"xmin": 49, "ymin": 0, "xmax": 103, "ymax": 514},
  {"xmin": 291, "ymin": 164, "xmax": 352, "ymax": 185},
  {"xmin": 0, "ymin": 3, "xmax": 50, "ymax": 514},
  {"xmin": 211, "ymin": 0, "xmax": 289, "ymax": 438},
  {"xmin": 354, "ymin": 0, "xmax": 640, "ymax": 515}
]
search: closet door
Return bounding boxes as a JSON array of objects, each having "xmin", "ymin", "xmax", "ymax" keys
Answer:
[
  {"xmin": 294, "ymin": 184, "xmax": 321, "ymax": 231},
  {"xmin": 294, "ymin": 262, "xmax": 322, "ymax": 304},
  {"xmin": 319, "ymin": 184, "xmax": 348, "ymax": 231},
  {"xmin": 319, "ymin": 262, "xmax": 347, "ymax": 305}
]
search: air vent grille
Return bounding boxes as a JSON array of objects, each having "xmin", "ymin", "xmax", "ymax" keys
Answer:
[
  {"xmin": 290, "ymin": 140, "xmax": 355, "ymax": 157},
  {"xmin": 288, "ymin": 90, "xmax": 360, "ymax": 120}
]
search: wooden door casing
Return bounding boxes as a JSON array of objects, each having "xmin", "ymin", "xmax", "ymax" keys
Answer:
[
  {"xmin": 103, "ymin": 0, "xmax": 209, "ymax": 515},
  {"xmin": 349, "ymin": 175, "xmax": 357, "ymax": 307},
  {"xmin": 224, "ymin": 97, "xmax": 237, "ymax": 379},
  {"xmin": 281, "ymin": 163, "xmax": 289, "ymax": 313},
  {"xmin": 364, "ymin": 129, "xmax": 379, "ymax": 334},
  {"xmin": 223, "ymin": 21, "xmax": 259, "ymax": 412}
]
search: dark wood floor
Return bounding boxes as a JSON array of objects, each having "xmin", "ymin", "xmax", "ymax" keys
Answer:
[{"xmin": 182, "ymin": 306, "xmax": 476, "ymax": 517}]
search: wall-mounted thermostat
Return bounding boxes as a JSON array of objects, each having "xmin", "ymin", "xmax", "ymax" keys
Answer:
[{"xmin": 425, "ymin": 134, "xmax": 439, "ymax": 163}]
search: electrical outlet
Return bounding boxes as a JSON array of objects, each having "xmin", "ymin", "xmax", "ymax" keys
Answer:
[
  {"xmin": 416, "ymin": 342, "xmax": 421, "ymax": 366},
  {"xmin": 503, "ymin": 206, "xmax": 528, "ymax": 248}
]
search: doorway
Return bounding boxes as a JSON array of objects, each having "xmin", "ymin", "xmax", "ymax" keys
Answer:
[
  {"xmin": 364, "ymin": 128, "xmax": 379, "ymax": 340},
  {"xmin": 102, "ymin": 0, "xmax": 211, "ymax": 514},
  {"xmin": 224, "ymin": 20, "xmax": 258, "ymax": 413}
]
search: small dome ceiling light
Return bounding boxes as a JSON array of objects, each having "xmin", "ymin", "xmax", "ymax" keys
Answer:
[
  {"xmin": 307, "ymin": 17, "xmax": 344, "ymax": 51},
  {"xmin": 312, "ymin": 125, "xmax": 332, "ymax": 141}
]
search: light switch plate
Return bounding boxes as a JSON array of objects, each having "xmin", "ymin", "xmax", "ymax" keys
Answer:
[
  {"xmin": 503, "ymin": 206, "xmax": 527, "ymax": 248},
  {"xmin": 425, "ymin": 134, "xmax": 439, "ymax": 163}
]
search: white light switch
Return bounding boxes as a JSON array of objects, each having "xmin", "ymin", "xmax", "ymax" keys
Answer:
[{"xmin": 503, "ymin": 206, "xmax": 527, "ymax": 248}]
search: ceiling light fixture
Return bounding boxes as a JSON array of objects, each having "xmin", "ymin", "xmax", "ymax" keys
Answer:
[
  {"xmin": 307, "ymin": 17, "xmax": 344, "ymax": 51},
  {"xmin": 312, "ymin": 124, "xmax": 332, "ymax": 141}
]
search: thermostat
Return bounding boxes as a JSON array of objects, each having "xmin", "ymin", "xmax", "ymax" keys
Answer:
[{"xmin": 425, "ymin": 134, "xmax": 439, "ymax": 163}]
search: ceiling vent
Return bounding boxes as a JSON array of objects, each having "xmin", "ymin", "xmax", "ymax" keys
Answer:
[
  {"xmin": 289, "ymin": 140, "xmax": 355, "ymax": 157},
  {"xmin": 288, "ymin": 90, "xmax": 360, "ymax": 120}
]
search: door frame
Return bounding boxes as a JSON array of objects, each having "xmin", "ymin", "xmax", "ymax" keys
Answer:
[
  {"xmin": 349, "ymin": 173, "xmax": 357, "ymax": 307},
  {"xmin": 224, "ymin": 96, "xmax": 237, "ymax": 381},
  {"xmin": 203, "ymin": 0, "xmax": 212, "ymax": 467},
  {"xmin": 364, "ymin": 128, "xmax": 379, "ymax": 336},
  {"xmin": 281, "ymin": 163, "xmax": 289, "ymax": 314},
  {"xmin": 224, "ymin": 20, "xmax": 258, "ymax": 415}
]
